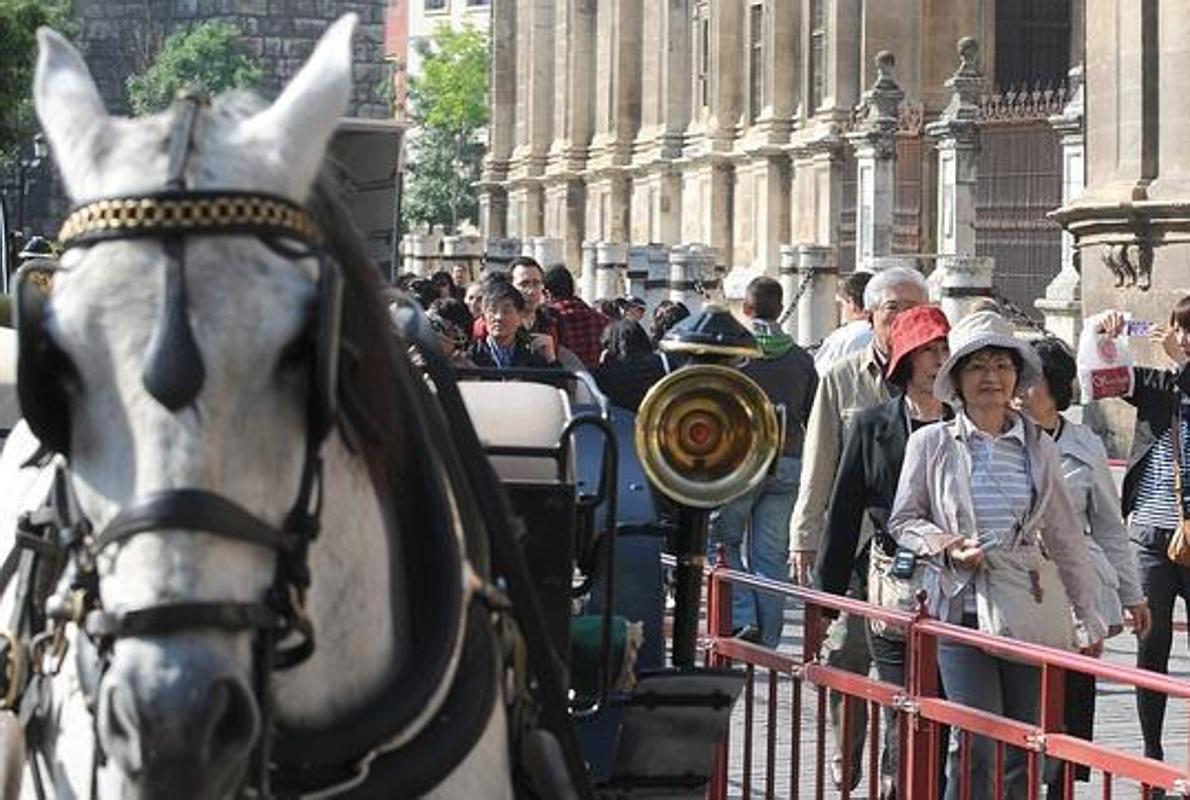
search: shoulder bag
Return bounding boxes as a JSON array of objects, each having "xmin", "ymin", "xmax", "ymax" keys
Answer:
[
  {"xmin": 975, "ymin": 539, "xmax": 1077, "ymax": 651},
  {"xmin": 867, "ymin": 542, "xmax": 928, "ymax": 641}
]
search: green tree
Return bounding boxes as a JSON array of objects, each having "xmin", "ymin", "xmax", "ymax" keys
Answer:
[
  {"xmin": 126, "ymin": 21, "xmax": 261, "ymax": 115},
  {"xmin": 402, "ymin": 24, "xmax": 488, "ymax": 231},
  {"xmin": 0, "ymin": 0, "xmax": 74, "ymax": 162}
]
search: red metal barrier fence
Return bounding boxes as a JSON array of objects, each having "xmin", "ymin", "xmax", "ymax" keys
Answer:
[{"xmin": 700, "ymin": 562, "xmax": 1190, "ymax": 799}]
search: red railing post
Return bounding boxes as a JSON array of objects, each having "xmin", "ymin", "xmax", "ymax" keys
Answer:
[
  {"xmin": 905, "ymin": 593, "xmax": 940, "ymax": 799},
  {"xmin": 1034, "ymin": 660, "xmax": 1066, "ymax": 798},
  {"xmin": 705, "ymin": 546, "xmax": 731, "ymax": 800}
]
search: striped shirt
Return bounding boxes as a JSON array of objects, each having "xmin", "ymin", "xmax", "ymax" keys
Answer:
[
  {"xmin": 1131, "ymin": 398, "xmax": 1190, "ymax": 530},
  {"xmin": 959, "ymin": 412, "xmax": 1034, "ymax": 612},
  {"xmin": 962, "ymin": 412, "xmax": 1034, "ymax": 547}
]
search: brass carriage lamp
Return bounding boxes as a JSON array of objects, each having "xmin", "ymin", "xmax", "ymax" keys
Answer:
[{"xmin": 634, "ymin": 305, "xmax": 781, "ymax": 668}]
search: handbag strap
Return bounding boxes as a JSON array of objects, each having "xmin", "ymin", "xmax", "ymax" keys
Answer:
[{"xmin": 1172, "ymin": 403, "xmax": 1187, "ymax": 520}]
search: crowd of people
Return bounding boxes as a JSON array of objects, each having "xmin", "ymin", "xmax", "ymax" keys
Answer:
[
  {"xmin": 394, "ymin": 256, "xmax": 1190, "ymax": 800},
  {"xmin": 391, "ymin": 257, "xmax": 693, "ymax": 408}
]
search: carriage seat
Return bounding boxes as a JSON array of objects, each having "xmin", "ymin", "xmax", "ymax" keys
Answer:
[{"xmin": 457, "ymin": 381, "xmax": 575, "ymax": 484}]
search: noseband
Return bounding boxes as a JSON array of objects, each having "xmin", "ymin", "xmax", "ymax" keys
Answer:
[{"xmin": 11, "ymin": 94, "xmax": 345, "ymax": 795}]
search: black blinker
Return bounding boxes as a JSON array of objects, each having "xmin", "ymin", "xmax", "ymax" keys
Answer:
[{"xmin": 142, "ymin": 238, "xmax": 205, "ymax": 411}]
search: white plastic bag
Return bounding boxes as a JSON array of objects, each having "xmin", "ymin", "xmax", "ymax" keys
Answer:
[{"xmin": 1077, "ymin": 312, "xmax": 1134, "ymax": 402}]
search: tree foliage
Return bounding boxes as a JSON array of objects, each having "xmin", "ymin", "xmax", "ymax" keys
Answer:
[
  {"xmin": 0, "ymin": 0, "xmax": 74, "ymax": 163},
  {"xmin": 402, "ymin": 24, "xmax": 489, "ymax": 231},
  {"xmin": 126, "ymin": 21, "xmax": 261, "ymax": 116}
]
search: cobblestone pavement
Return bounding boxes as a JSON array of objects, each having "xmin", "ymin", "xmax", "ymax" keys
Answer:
[{"xmin": 723, "ymin": 601, "xmax": 1190, "ymax": 799}]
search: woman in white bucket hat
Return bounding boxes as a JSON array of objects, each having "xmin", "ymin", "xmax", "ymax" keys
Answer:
[{"xmin": 888, "ymin": 311, "xmax": 1106, "ymax": 800}]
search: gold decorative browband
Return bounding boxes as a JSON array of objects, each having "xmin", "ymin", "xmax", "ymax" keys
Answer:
[{"xmin": 57, "ymin": 191, "xmax": 322, "ymax": 250}]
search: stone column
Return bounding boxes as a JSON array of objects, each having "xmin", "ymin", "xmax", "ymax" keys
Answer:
[
  {"xmin": 626, "ymin": 245, "xmax": 650, "ymax": 301},
  {"xmin": 668, "ymin": 245, "xmax": 717, "ymax": 309},
  {"xmin": 595, "ymin": 241, "xmax": 628, "ymax": 301},
  {"xmin": 630, "ymin": 0, "xmax": 689, "ymax": 248},
  {"xmin": 478, "ymin": 0, "xmax": 517, "ymax": 239},
  {"xmin": 544, "ymin": 0, "xmax": 596, "ymax": 272},
  {"xmin": 580, "ymin": 240, "xmax": 598, "ymax": 302},
  {"xmin": 936, "ymin": 256, "xmax": 995, "ymax": 324},
  {"xmin": 1036, "ymin": 65, "xmax": 1086, "ymax": 348},
  {"xmin": 796, "ymin": 244, "xmax": 838, "ymax": 348},
  {"xmin": 925, "ymin": 38, "xmax": 984, "ymax": 259},
  {"xmin": 845, "ymin": 51, "xmax": 904, "ymax": 271},
  {"xmin": 645, "ymin": 244, "xmax": 670, "ymax": 314}
]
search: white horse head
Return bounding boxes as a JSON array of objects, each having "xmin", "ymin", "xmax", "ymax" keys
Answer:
[{"xmin": 20, "ymin": 15, "xmax": 509, "ymax": 798}]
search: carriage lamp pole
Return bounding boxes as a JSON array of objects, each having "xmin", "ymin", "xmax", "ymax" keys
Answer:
[{"xmin": 672, "ymin": 507, "xmax": 711, "ymax": 668}]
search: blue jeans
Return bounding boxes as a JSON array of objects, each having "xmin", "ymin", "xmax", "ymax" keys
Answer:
[
  {"xmin": 707, "ymin": 456, "xmax": 800, "ymax": 648},
  {"xmin": 938, "ymin": 616, "xmax": 1040, "ymax": 800}
]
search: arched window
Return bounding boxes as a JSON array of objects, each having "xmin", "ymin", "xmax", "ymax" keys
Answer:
[{"xmin": 995, "ymin": 0, "xmax": 1072, "ymax": 90}]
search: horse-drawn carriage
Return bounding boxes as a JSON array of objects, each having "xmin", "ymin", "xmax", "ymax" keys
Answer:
[{"xmin": 0, "ymin": 16, "xmax": 785, "ymax": 798}]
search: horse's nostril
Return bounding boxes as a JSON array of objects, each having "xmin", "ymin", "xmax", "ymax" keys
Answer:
[
  {"xmin": 98, "ymin": 660, "xmax": 259, "ymax": 779},
  {"xmin": 101, "ymin": 683, "xmax": 145, "ymax": 774},
  {"xmin": 205, "ymin": 677, "xmax": 259, "ymax": 763}
]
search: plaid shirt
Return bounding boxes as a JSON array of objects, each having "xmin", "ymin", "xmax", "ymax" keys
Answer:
[{"xmin": 552, "ymin": 297, "xmax": 609, "ymax": 369}]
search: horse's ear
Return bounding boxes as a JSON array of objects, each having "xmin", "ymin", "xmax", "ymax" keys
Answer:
[
  {"xmin": 241, "ymin": 14, "xmax": 356, "ymax": 194},
  {"xmin": 33, "ymin": 27, "xmax": 108, "ymax": 199}
]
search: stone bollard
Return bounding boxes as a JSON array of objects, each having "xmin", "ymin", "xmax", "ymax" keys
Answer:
[
  {"xmin": 484, "ymin": 237, "xmax": 522, "ymax": 275},
  {"xmin": 935, "ymin": 255, "xmax": 995, "ymax": 324},
  {"xmin": 443, "ymin": 234, "xmax": 484, "ymax": 285},
  {"xmin": 627, "ymin": 246, "xmax": 650, "ymax": 303},
  {"xmin": 580, "ymin": 241, "xmax": 598, "ymax": 302},
  {"xmin": 796, "ymin": 244, "xmax": 839, "ymax": 348},
  {"xmin": 778, "ymin": 245, "xmax": 800, "ymax": 337},
  {"xmin": 524, "ymin": 236, "xmax": 566, "ymax": 270},
  {"xmin": 595, "ymin": 242, "xmax": 628, "ymax": 301},
  {"xmin": 399, "ymin": 233, "xmax": 419, "ymax": 277},
  {"xmin": 645, "ymin": 244, "xmax": 671, "ymax": 315},
  {"xmin": 408, "ymin": 232, "xmax": 435, "ymax": 277},
  {"xmin": 668, "ymin": 245, "xmax": 717, "ymax": 310}
]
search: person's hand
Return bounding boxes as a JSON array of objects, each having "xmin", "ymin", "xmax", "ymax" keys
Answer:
[
  {"xmin": 529, "ymin": 333, "xmax": 556, "ymax": 363},
  {"xmin": 1080, "ymin": 638, "xmax": 1105, "ymax": 658},
  {"xmin": 1127, "ymin": 601, "xmax": 1152, "ymax": 637},
  {"xmin": 789, "ymin": 550, "xmax": 816, "ymax": 585},
  {"xmin": 1152, "ymin": 325, "xmax": 1190, "ymax": 368},
  {"xmin": 1097, "ymin": 310, "xmax": 1127, "ymax": 338},
  {"xmin": 946, "ymin": 537, "xmax": 985, "ymax": 569}
]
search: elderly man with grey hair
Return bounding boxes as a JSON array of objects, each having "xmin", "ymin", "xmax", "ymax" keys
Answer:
[{"xmin": 788, "ymin": 265, "xmax": 929, "ymax": 791}]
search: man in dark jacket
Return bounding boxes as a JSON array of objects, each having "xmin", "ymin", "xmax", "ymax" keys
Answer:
[
  {"xmin": 467, "ymin": 280, "xmax": 552, "ymax": 369},
  {"xmin": 708, "ymin": 276, "xmax": 817, "ymax": 648}
]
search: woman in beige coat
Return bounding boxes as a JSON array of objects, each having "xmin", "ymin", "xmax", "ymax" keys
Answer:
[{"xmin": 888, "ymin": 311, "xmax": 1105, "ymax": 800}]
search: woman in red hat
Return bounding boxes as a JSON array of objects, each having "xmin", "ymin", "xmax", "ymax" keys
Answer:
[{"xmin": 815, "ymin": 304, "xmax": 952, "ymax": 798}]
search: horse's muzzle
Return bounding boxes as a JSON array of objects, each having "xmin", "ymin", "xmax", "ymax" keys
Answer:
[{"xmin": 96, "ymin": 637, "xmax": 259, "ymax": 795}]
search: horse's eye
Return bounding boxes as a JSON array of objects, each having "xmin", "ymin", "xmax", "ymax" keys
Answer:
[{"xmin": 277, "ymin": 332, "xmax": 311, "ymax": 373}]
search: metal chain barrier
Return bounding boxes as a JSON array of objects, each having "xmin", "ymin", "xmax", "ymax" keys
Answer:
[
  {"xmin": 990, "ymin": 289, "xmax": 1060, "ymax": 340},
  {"xmin": 776, "ymin": 271, "xmax": 816, "ymax": 328}
]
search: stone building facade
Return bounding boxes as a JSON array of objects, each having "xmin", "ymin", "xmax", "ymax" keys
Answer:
[{"xmin": 479, "ymin": 0, "xmax": 1083, "ymax": 319}]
